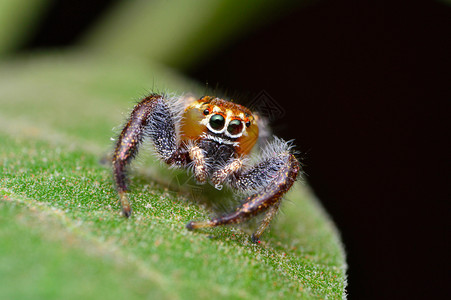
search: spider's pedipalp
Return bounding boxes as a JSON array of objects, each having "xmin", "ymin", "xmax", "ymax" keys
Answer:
[
  {"xmin": 211, "ymin": 156, "xmax": 245, "ymax": 190},
  {"xmin": 188, "ymin": 144, "xmax": 208, "ymax": 183}
]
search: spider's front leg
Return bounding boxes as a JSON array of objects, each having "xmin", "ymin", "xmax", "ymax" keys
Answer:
[
  {"xmin": 112, "ymin": 94, "xmax": 188, "ymax": 217},
  {"xmin": 187, "ymin": 139, "xmax": 300, "ymax": 242}
]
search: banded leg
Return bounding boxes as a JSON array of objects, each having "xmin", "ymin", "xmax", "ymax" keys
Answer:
[
  {"xmin": 251, "ymin": 200, "xmax": 281, "ymax": 242},
  {"xmin": 187, "ymin": 153, "xmax": 300, "ymax": 242},
  {"xmin": 113, "ymin": 94, "xmax": 185, "ymax": 217}
]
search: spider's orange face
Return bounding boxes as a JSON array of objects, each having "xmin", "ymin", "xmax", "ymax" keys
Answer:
[{"xmin": 180, "ymin": 96, "xmax": 259, "ymax": 155}]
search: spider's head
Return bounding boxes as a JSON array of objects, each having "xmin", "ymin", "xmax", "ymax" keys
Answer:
[{"xmin": 180, "ymin": 96, "xmax": 259, "ymax": 155}]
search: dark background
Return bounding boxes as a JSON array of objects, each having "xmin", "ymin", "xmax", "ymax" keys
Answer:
[{"xmin": 20, "ymin": 0, "xmax": 450, "ymax": 298}]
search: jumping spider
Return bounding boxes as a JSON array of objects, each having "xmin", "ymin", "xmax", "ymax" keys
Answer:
[{"xmin": 112, "ymin": 94, "xmax": 300, "ymax": 242}]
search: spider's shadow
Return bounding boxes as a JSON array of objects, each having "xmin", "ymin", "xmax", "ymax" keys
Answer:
[
  {"xmin": 131, "ymin": 163, "xmax": 239, "ymax": 216},
  {"xmin": 167, "ymin": 170, "xmax": 240, "ymax": 214}
]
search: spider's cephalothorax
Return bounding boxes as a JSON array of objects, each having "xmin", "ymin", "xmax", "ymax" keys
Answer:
[{"xmin": 113, "ymin": 94, "xmax": 300, "ymax": 242}]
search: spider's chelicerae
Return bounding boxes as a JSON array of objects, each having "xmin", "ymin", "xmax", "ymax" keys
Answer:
[{"xmin": 113, "ymin": 93, "xmax": 300, "ymax": 242}]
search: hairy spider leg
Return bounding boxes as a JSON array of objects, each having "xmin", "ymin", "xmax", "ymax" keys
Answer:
[
  {"xmin": 112, "ymin": 94, "xmax": 188, "ymax": 217},
  {"xmin": 186, "ymin": 152, "xmax": 299, "ymax": 241},
  {"xmin": 251, "ymin": 200, "xmax": 282, "ymax": 243}
]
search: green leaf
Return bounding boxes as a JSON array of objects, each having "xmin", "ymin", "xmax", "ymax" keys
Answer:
[{"xmin": 0, "ymin": 52, "xmax": 347, "ymax": 299}]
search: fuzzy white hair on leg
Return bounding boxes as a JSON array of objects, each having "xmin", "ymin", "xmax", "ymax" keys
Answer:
[
  {"xmin": 231, "ymin": 136, "xmax": 299, "ymax": 195},
  {"xmin": 260, "ymin": 136, "xmax": 297, "ymax": 161},
  {"xmin": 137, "ymin": 93, "xmax": 186, "ymax": 162},
  {"xmin": 164, "ymin": 93, "xmax": 197, "ymax": 141}
]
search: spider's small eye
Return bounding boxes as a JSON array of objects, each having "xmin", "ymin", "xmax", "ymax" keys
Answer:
[
  {"xmin": 227, "ymin": 119, "xmax": 244, "ymax": 135},
  {"xmin": 245, "ymin": 121, "xmax": 251, "ymax": 127},
  {"xmin": 209, "ymin": 114, "xmax": 225, "ymax": 130},
  {"xmin": 203, "ymin": 109, "xmax": 210, "ymax": 115}
]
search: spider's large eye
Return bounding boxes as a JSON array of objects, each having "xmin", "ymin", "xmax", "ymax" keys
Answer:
[
  {"xmin": 209, "ymin": 114, "xmax": 225, "ymax": 130},
  {"xmin": 227, "ymin": 119, "xmax": 244, "ymax": 136}
]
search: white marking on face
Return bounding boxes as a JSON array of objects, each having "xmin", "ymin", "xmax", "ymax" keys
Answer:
[
  {"xmin": 226, "ymin": 109, "xmax": 233, "ymax": 120},
  {"xmin": 201, "ymin": 133, "xmax": 239, "ymax": 147}
]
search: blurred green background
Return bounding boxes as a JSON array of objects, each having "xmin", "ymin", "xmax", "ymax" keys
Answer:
[{"xmin": 0, "ymin": 0, "xmax": 309, "ymax": 68}]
